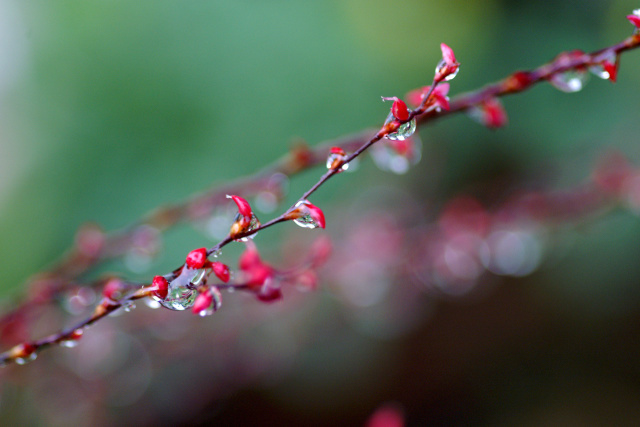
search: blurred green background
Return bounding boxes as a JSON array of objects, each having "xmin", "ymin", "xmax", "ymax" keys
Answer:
[{"xmin": 1, "ymin": 0, "xmax": 640, "ymax": 425}]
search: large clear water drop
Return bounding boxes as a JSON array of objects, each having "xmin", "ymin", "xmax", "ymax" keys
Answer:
[
  {"xmin": 233, "ymin": 213, "xmax": 261, "ymax": 242},
  {"xmin": 326, "ymin": 150, "xmax": 349, "ymax": 172},
  {"xmin": 196, "ymin": 287, "xmax": 223, "ymax": 317},
  {"xmin": 292, "ymin": 200, "xmax": 323, "ymax": 229},
  {"xmin": 549, "ymin": 70, "xmax": 588, "ymax": 92},
  {"xmin": 435, "ymin": 60, "xmax": 459, "ymax": 81},
  {"xmin": 160, "ymin": 267, "xmax": 207, "ymax": 310},
  {"xmin": 385, "ymin": 118, "xmax": 416, "ymax": 141}
]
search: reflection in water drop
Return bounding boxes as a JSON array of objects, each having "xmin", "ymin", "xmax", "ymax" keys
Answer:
[
  {"xmin": 160, "ymin": 268, "xmax": 207, "ymax": 311},
  {"xmin": 549, "ymin": 70, "xmax": 588, "ymax": 93}
]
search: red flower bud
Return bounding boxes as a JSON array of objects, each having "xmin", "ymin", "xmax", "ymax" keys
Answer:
[
  {"xmin": 306, "ymin": 202, "xmax": 326, "ymax": 229},
  {"xmin": 257, "ymin": 284, "xmax": 282, "ymax": 303},
  {"xmin": 186, "ymin": 247, "xmax": 208, "ymax": 269},
  {"xmin": 226, "ymin": 194, "xmax": 253, "ymax": 217},
  {"xmin": 103, "ymin": 279, "xmax": 125, "ymax": 301},
  {"xmin": 286, "ymin": 200, "xmax": 326, "ymax": 229},
  {"xmin": 309, "ymin": 235, "xmax": 332, "ymax": 267},
  {"xmin": 441, "ymin": 43, "xmax": 456, "ymax": 65},
  {"xmin": 483, "ymin": 98, "xmax": 508, "ymax": 129},
  {"xmin": 602, "ymin": 61, "xmax": 618, "ymax": 83},
  {"xmin": 381, "ymin": 97, "xmax": 410, "ymax": 121},
  {"xmin": 212, "ymin": 261, "xmax": 230, "ymax": 283},
  {"xmin": 192, "ymin": 290, "xmax": 214, "ymax": 315},
  {"xmin": 366, "ymin": 404, "xmax": 404, "ymax": 427},
  {"xmin": 435, "ymin": 43, "xmax": 460, "ymax": 82},
  {"xmin": 239, "ymin": 244, "xmax": 273, "ymax": 288},
  {"xmin": 505, "ymin": 71, "xmax": 533, "ymax": 92},
  {"xmin": 627, "ymin": 11, "xmax": 640, "ymax": 29},
  {"xmin": 405, "ymin": 84, "xmax": 450, "ymax": 111},
  {"xmin": 330, "ymin": 146, "xmax": 346, "ymax": 156},
  {"xmin": 9, "ymin": 342, "xmax": 37, "ymax": 362},
  {"xmin": 151, "ymin": 275, "xmax": 169, "ymax": 300}
]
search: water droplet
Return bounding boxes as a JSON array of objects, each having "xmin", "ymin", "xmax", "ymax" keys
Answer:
[
  {"xmin": 122, "ymin": 301, "xmax": 136, "ymax": 312},
  {"xmin": 144, "ymin": 298, "xmax": 161, "ymax": 309},
  {"xmin": 197, "ymin": 287, "xmax": 223, "ymax": 317},
  {"xmin": 326, "ymin": 151, "xmax": 349, "ymax": 172},
  {"xmin": 385, "ymin": 117, "xmax": 416, "ymax": 141},
  {"xmin": 232, "ymin": 213, "xmax": 261, "ymax": 242},
  {"xmin": 60, "ymin": 329, "xmax": 84, "ymax": 348},
  {"xmin": 435, "ymin": 60, "xmax": 459, "ymax": 81},
  {"xmin": 159, "ymin": 267, "xmax": 207, "ymax": 311},
  {"xmin": 371, "ymin": 135, "xmax": 422, "ymax": 175},
  {"xmin": 590, "ymin": 64, "xmax": 608, "ymax": 80},
  {"xmin": 292, "ymin": 200, "xmax": 323, "ymax": 229},
  {"xmin": 15, "ymin": 352, "xmax": 37, "ymax": 365},
  {"xmin": 589, "ymin": 51, "xmax": 617, "ymax": 80},
  {"xmin": 549, "ymin": 70, "xmax": 588, "ymax": 92}
]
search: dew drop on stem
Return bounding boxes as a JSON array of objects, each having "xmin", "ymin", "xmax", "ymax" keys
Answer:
[
  {"xmin": 15, "ymin": 352, "xmax": 37, "ymax": 365},
  {"xmin": 292, "ymin": 200, "xmax": 323, "ymax": 229},
  {"xmin": 385, "ymin": 115, "xmax": 417, "ymax": 141},
  {"xmin": 549, "ymin": 70, "xmax": 588, "ymax": 92},
  {"xmin": 435, "ymin": 59, "xmax": 459, "ymax": 81},
  {"xmin": 159, "ymin": 267, "xmax": 207, "ymax": 311}
]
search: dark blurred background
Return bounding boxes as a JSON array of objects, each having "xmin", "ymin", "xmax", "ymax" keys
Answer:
[{"xmin": 1, "ymin": 0, "xmax": 640, "ymax": 425}]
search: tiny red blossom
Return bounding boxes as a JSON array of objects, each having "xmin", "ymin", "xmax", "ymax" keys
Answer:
[
  {"xmin": 381, "ymin": 97, "xmax": 410, "ymax": 121},
  {"xmin": 102, "ymin": 279, "xmax": 124, "ymax": 300},
  {"xmin": 257, "ymin": 284, "xmax": 282, "ymax": 303},
  {"xmin": 212, "ymin": 261, "xmax": 230, "ymax": 283},
  {"xmin": 435, "ymin": 43, "xmax": 460, "ymax": 82},
  {"xmin": 239, "ymin": 244, "xmax": 273, "ymax": 288},
  {"xmin": 305, "ymin": 202, "xmax": 326, "ymax": 229},
  {"xmin": 227, "ymin": 194, "xmax": 252, "ymax": 217},
  {"xmin": 366, "ymin": 404, "xmax": 404, "ymax": 427},
  {"xmin": 483, "ymin": 98, "xmax": 508, "ymax": 129},
  {"xmin": 186, "ymin": 247, "xmax": 208, "ymax": 269},
  {"xmin": 627, "ymin": 13, "xmax": 640, "ymax": 29},
  {"xmin": 67, "ymin": 329, "xmax": 84, "ymax": 341},
  {"xmin": 151, "ymin": 275, "xmax": 169, "ymax": 300},
  {"xmin": 405, "ymin": 83, "xmax": 450, "ymax": 110},
  {"xmin": 309, "ymin": 235, "xmax": 332, "ymax": 267},
  {"xmin": 10, "ymin": 342, "xmax": 36, "ymax": 360},
  {"xmin": 603, "ymin": 61, "xmax": 618, "ymax": 82},
  {"xmin": 440, "ymin": 43, "xmax": 456, "ymax": 65},
  {"xmin": 505, "ymin": 71, "xmax": 533, "ymax": 92},
  {"xmin": 192, "ymin": 290, "xmax": 214, "ymax": 314},
  {"xmin": 330, "ymin": 146, "xmax": 346, "ymax": 156}
]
